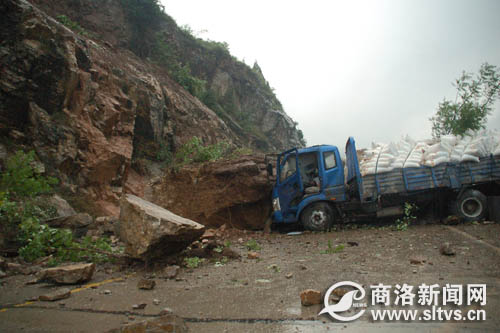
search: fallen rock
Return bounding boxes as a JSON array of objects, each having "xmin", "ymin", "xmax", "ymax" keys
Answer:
[
  {"xmin": 220, "ymin": 247, "xmax": 241, "ymax": 259},
  {"xmin": 87, "ymin": 216, "xmax": 118, "ymax": 237},
  {"xmin": 285, "ymin": 273, "xmax": 293, "ymax": 279},
  {"xmin": 46, "ymin": 195, "xmax": 77, "ymax": 217},
  {"xmin": 116, "ymin": 194, "xmax": 205, "ymax": 259},
  {"xmin": 159, "ymin": 308, "xmax": 173, "ymax": 315},
  {"xmin": 247, "ymin": 251, "xmax": 260, "ymax": 259},
  {"xmin": 137, "ymin": 278, "xmax": 156, "ymax": 290},
  {"xmin": 36, "ymin": 263, "xmax": 95, "ymax": 284},
  {"xmin": 410, "ymin": 256, "xmax": 426, "ymax": 265},
  {"xmin": 151, "ymin": 156, "xmax": 274, "ymax": 230},
  {"xmin": 6, "ymin": 262, "xmax": 34, "ymax": 275},
  {"xmin": 443, "ymin": 215, "xmax": 462, "ymax": 225},
  {"xmin": 45, "ymin": 213, "xmax": 93, "ymax": 238},
  {"xmin": 161, "ymin": 265, "xmax": 180, "ymax": 279},
  {"xmin": 201, "ymin": 229, "xmax": 216, "ymax": 240},
  {"xmin": 106, "ymin": 314, "xmax": 188, "ymax": 333},
  {"xmin": 300, "ymin": 289, "xmax": 322, "ymax": 306},
  {"xmin": 440, "ymin": 242, "xmax": 456, "ymax": 256},
  {"xmin": 39, "ymin": 288, "xmax": 71, "ymax": 302},
  {"xmin": 132, "ymin": 303, "xmax": 147, "ymax": 310}
]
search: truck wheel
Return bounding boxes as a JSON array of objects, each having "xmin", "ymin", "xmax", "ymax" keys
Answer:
[
  {"xmin": 301, "ymin": 202, "xmax": 333, "ymax": 231},
  {"xmin": 451, "ymin": 190, "xmax": 487, "ymax": 222}
]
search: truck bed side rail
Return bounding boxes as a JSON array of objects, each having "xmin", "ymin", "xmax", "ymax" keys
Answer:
[{"xmin": 361, "ymin": 154, "xmax": 500, "ymax": 201}]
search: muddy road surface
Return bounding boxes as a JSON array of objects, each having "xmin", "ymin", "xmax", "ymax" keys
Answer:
[{"xmin": 1, "ymin": 222, "xmax": 499, "ymax": 332}]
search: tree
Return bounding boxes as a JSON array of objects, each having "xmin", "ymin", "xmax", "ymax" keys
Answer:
[{"xmin": 430, "ymin": 63, "xmax": 500, "ymax": 138}]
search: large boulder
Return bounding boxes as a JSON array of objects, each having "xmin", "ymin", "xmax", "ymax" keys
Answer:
[
  {"xmin": 116, "ymin": 194, "xmax": 204, "ymax": 259},
  {"xmin": 44, "ymin": 213, "xmax": 93, "ymax": 238},
  {"xmin": 151, "ymin": 155, "xmax": 273, "ymax": 230}
]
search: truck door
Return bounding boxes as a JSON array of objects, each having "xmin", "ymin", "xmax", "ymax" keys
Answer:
[
  {"xmin": 320, "ymin": 148, "xmax": 346, "ymax": 201},
  {"xmin": 277, "ymin": 149, "xmax": 304, "ymax": 218}
]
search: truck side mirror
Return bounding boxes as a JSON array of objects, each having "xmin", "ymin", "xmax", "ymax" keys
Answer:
[{"xmin": 267, "ymin": 163, "xmax": 273, "ymax": 177}]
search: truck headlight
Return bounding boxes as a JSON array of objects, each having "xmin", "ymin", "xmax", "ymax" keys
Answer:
[{"xmin": 272, "ymin": 198, "xmax": 280, "ymax": 212}]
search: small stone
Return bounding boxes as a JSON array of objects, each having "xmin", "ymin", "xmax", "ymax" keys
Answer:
[
  {"xmin": 159, "ymin": 308, "xmax": 173, "ymax": 315},
  {"xmin": 440, "ymin": 242, "xmax": 456, "ymax": 256},
  {"xmin": 410, "ymin": 256, "xmax": 425, "ymax": 265},
  {"xmin": 285, "ymin": 273, "xmax": 293, "ymax": 279},
  {"xmin": 247, "ymin": 251, "xmax": 260, "ymax": 259},
  {"xmin": 104, "ymin": 290, "xmax": 112, "ymax": 295},
  {"xmin": 300, "ymin": 289, "xmax": 322, "ymax": 306},
  {"xmin": 137, "ymin": 278, "xmax": 156, "ymax": 290},
  {"xmin": 162, "ymin": 265, "xmax": 180, "ymax": 279},
  {"xmin": 39, "ymin": 288, "xmax": 71, "ymax": 302},
  {"xmin": 201, "ymin": 229, "xmax": 216, "ymax": 239},
  {"xmin": 153, "ymin": 299, "xmax": 161, "ymax": 305},
  {"xmin": 132, "ymin": 303, "xmax": 147, "ymax": 310},
  {"xmin": 0, "ymin": 270, "xmax": 6, "ymax": 278},
  {"xmin": 299, "ymin": 265, "xmax": 307, "ymax": 270},
  {"xmin": 413, "ymin": 270, "xmax": 417, "ymax": 274},
  {"xmin": 255, "ymin": 279, "xmax": 271, "ymax": 284}
]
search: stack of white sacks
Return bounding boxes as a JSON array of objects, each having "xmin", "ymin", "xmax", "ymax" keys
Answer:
[{"xmin": 359, "ymin": 130, "xmax": 500, "ymax": 176}]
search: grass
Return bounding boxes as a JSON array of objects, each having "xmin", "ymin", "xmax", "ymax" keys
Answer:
[
  {"xmin": 245, "ymin": 239, "xmax": 261, "ymax": 251},
  {"xmin": 320, "ymin": 240, "xmax": 344, "ymax": 254}
]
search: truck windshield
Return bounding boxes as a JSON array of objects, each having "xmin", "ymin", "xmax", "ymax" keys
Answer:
[{"xmin": 280, "ymin": 155, "xmax": 297, "ymax": 183}]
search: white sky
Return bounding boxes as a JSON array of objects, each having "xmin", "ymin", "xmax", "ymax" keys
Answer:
[{"xmin": 163, "ymin": 0, "xmax": 500, "ymax": 150}]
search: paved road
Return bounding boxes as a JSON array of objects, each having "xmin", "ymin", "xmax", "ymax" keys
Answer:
[{"xmin": 1, "ymin": 222, "xmax": 499, "ymax": 332}]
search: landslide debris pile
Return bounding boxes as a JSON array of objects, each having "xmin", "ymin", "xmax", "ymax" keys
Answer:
[
  {"xmin": 359, "ymin": 130, "xmax": 500, "ymax": 176},
  {"xmin": 151, "ymin": 154, "xmax": 273, "ymax": 230}
]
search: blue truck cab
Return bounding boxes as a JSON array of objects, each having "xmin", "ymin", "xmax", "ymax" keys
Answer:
[{"xmin": 271, "ymin": 143, "xmax": 347, "ymax": 230}]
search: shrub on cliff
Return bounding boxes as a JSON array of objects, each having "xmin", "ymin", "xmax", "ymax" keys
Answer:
[{"xmin": 0, "ymin": 151, "xmax": 116, "ymax": 265}]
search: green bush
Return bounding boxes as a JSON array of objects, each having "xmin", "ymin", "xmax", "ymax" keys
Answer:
[
  {"xmin": 184, "ymin": 256, "xmax": 203, "ymax": 268},
  {"xmin": 152, "ymin": 35, "xmax": 207, "ymax": 99},
  {"xmin": 174, "ymin": 137, "xmax": 230, "ymax": 166},
  {"xmin": 394, "ymin": 202, "xmax": 418, "ymax": 231},
  {"xmin": 1, "ymin": 150, "xmax": 57, "ymax": 199},
  {"xmin": 320, "ymin": 240, "xmax": 344, "ymax": 254},
  {"xmin": 56, "ymin": 15, "xmax": 91, "ymax": 37},
  {"xmin": 120, "ymin": 0, "xmax": 165, "ymax": 57},
  {"xmin": 0, "ymin": 150, "xmax": 117, "ymax": 264},
  {"xmin": 18, "ymin": 217, "xmax": 113, "ymax": 265},
  {"xmin": 245, "ymin": 239, "xmax": 261, "ymax": 251}
]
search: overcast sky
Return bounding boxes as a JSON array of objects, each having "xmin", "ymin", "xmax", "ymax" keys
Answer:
[{"xmin": 163, "ymin": 0, "xmax": 500, "ymax": 150}]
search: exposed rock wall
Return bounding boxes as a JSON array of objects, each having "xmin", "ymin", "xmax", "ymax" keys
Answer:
[
  {"xmin": 0, "ymin": 0, "xmax": 295, "ymax": 222},
  {"xmin": 28, "ymin": 0, "xmax": 305, "ymax": 152},
  {"xmin": 0, "ymin": 0, "xmax": 237, "ymax": 215}
]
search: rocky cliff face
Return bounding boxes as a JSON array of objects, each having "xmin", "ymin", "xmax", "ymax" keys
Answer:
[{"xmin": 0, "ymin": 0, "xmax": 300, "ymax": 217}]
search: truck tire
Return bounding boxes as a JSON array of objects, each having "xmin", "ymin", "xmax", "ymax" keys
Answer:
[
  {"xmin": 451, "ymin": 189, "xmax": 487, "ymax": 222},
  {"xmin": 301, "ymin": 202, "xmax": 333, "ymax": 231}
]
